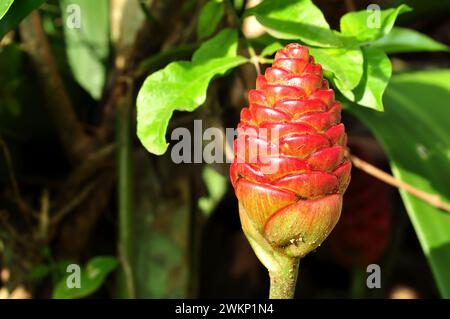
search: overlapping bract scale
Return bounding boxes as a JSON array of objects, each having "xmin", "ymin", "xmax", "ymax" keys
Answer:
[{"xmin": 231, "ymin": 43, "xmax": 351, "ymax": 257}]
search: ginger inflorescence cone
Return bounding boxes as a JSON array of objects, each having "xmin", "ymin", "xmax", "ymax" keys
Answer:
[{"xmin": 230, "ymin": 43, "xmax": 351, "ymax": 298}]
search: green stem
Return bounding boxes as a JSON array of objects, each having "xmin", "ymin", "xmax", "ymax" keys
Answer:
[
  {"xmin": 350, "ymin": 266, "xmax": 366, "ymax": 298},
  {"xmin": 224, "ymin": 0, "xmax": 261, "ymax": 74},
  {"xmin": 240, "ymin": 204, "xmax": 300, "ymax": 299},
  {"xmin": 116, "ymin": 79, "xmax": 135, "ymax": 298},
  {"xmin": 223, "ymin": 0, "xmax": 242, "ymax": 27},
  {"xmin": 269, "ymin": 257, "xmax": 300, "ymax": 299}
]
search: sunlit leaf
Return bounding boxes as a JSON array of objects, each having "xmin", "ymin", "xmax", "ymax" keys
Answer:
[
  {"xmin": 340, "ymin": 47, "xmax": 391, "ymax": 111},
  {"xmin": 0, "ymin": 0, "xmax": 14, "ymax": 21},
  {"xmin": 245, "ymin": 0, "xmax": 342, "ymax": 47},
  {"xmin": 340, "ymin": 4, "xmax": 411, "ymax": 43},
  {"xmin": 260, "ymin": 41, "xmax": 283, "ymax": 57},
  {"xmin": 370, "ymin": 27, "xmax": 449, "ymax": 53},
  {"xmin": 309, "ymin": 46, "xmax": 363, "ymax": 91}
]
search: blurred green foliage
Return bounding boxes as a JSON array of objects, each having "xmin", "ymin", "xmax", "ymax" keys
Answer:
[
  {"xmin": 0, "ymin": 0, "xmax": 47, "ymax": 38},
  {"xmin": 53, "ymin": 256, "xmax": 118, "ymax": 299},
  {"xmin": 60, "ymin": 0, "xmax": 110, "ymax": 100},
  {"xmin": 348, "ymin": 70, "xmax": 450, "ymax": 297}
]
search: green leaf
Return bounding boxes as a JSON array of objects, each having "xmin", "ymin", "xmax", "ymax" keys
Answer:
[
  {"xmin": 0, "ymin": 0, "xmax": 47, "ymax": 39},
  {"xmin": 28, "ymin": 264, "xmax": 52, "ymax": 280},
  {"xmin": 347, "ymin": 69, "xmax": 450, "ymax": 297},
  {"xmin": 52, "ymin": 256, "xmax": 118, "ymax": 299},
  {"xmin": 0, "ymin": 43, "xmax": 23, "ymax": 78},
  {"xmin": 234, "ymin": 0, "xmax": 245, "ymax": 12},
  {"xmin": 1, "ymin": 96, "xmax": 21, "ymax": 116},
  {"xmin": 198, "ymin": 166, "xmax": 227, "ymax": 217},
  {"xmin": 137, "ymin": 28, "xmax": 247, "ymax": 155},
  {"xmin": 133, "ymin": 161, "xmax": 192, "ymax": 297},
  {"xmin": 260, "ymin": 41, "xmax": 283, "ymax": 57},
  {"xmin": 309, "ymin": 46, "xmax": 363, "ymax": 90},
  {"xmin": 340, "ymin": 4, "xmax": 412, "ymax": 43},
  {"xmin": 0, "ymin": 0, "xmax": 14, "ymax": 21},
  {"xmin": 370, "ymin": 27, "xmax": 449, "ymax": 53},
  {"xmin": 245, "ymin": 0, "xmax": 342, "ymax": 47},
  {"xmin": 340, "ymin": 47, "xmax": 391, "ymax": 111},
  {"xmin": 136, "ymin": 44, "xmax": 199, "ymax": 78},
  {"xmin": 197, "ymin": 0, "xmax": 224, "ymax": 39},
  {"xmin": 192, "ymin": 27, "xmax": 238, "ymax": 63},
  {"xmin": 0, "ymin": 44, "xmax": 23, "ymax": 117},
  {"xmin": 60, "ymin": 0, "xmax": 110, "ymax": 100}
]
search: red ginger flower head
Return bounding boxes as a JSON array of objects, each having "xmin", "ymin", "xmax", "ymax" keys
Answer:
[{"xmin": 231, "ymin": 43, "xmax": 351, "ymax": 258}]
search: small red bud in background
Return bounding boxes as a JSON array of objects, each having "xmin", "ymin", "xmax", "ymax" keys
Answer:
[{"xmin": 329, "ymin": 143, "xmax": 392, "ymax": 267}]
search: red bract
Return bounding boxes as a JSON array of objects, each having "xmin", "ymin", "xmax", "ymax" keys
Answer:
[{"xmin": 231, "ymin": 43, "xmax": 351, "ymax": 258}]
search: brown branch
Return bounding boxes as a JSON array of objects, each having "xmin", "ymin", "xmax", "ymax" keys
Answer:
[
  {"xmin": 60, "ymin": 144, "xmax": 116, "ymax": 192},
  {"xmin": 50, "ymin": 145, "xmax": 115, "ymax": 226},
  {"xmin": 38, "ymin": 189, "xmax": 50, "ymax": 239},
  {"xmin": 0, "ymin": 136, "xmax": 35, "ymax": 219},
  {"xmin": 344, "ymin": 0, "xmax": 356, "ymax": 12},
  {"xmin": 50, "ymin": 179, "xmax": 100, "ymax": 226},
  {"xmin": 0, "ymin": 211, "xmax": 34, "ymax": 248},
  {"xmin": 102, "ymin": 0, "xmax": 191, "ymax": 119},
  {"xmin": 101, "ymin": 0, "xmax": 205, "ymax": 142},
  {"xmin": 55, "ymin": 173, "xmax": 115, "ymax": 259},
  {"xmin": 19, "ymin": 11, "xmax": 92, "ymax": 164},
  {"xmin": 350, "ymin": 154, "xmax": 450, "ymax": 213}
]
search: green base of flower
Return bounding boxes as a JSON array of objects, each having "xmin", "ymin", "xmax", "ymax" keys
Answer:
[{"xmin": 239, "ymin": 203, "xmax": 300, "ymax": 299}]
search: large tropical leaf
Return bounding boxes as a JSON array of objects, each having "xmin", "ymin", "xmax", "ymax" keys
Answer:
[
  {"xmin": 347, "ymin": 69, "xmax": 450, "ymax": 297},
  {"xmin": 309, "ymin": 46, "xmax": 363, "ymax": 91},
  {"xmin": 340, "ymin": 47, "xmax": 392, "ymax": 111},
  {"xmin": 370, "ymin": 27, "xmax": 449, "ymax": 53},
  {"xmin": 136, "ymin": 28, "xmax": 247, "ymax": 155}
]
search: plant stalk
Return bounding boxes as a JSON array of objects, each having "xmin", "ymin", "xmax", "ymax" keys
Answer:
[
  {"xmin": 116, "ymin": 79, "xmax": 135, "ymax": 298},
  {"xmin": 239, "ymin": 203, "xmax": 300, "ymax": 299},
  {"xmin": 350, "ymin": 266, "xmax": 366, "ymax": 298},
  {"xmin": 269, "ymin": 257, "xmax": 300, "ymax": 299}
]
